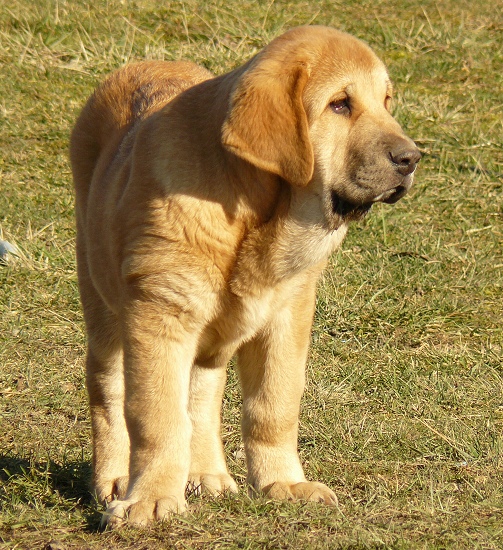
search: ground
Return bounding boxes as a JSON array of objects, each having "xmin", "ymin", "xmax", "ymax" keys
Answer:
[{"xmin": 0, "ymin": 0, "xmax": 502, "ymax": 548}]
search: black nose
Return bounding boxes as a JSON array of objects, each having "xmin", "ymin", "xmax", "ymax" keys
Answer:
[{"xmin": 390, "ymin": 146, "xmax": 421, "ymax": 176}]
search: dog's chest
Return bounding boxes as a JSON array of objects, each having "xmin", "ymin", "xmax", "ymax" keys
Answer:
[
  {"xmin": 194, "ymin": 214, "xmax": 348, "ymax": 364},
  {"xmin": 197, "ymin": 284, "xmax": 286, "ymax": 364}
]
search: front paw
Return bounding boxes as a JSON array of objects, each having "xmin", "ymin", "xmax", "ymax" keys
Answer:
[
  {"xmin": 102, "ymin": 496, "xmax": 186, "ymax": 528},
  {"xmin": 94, "ymin": 476, "xmax": 129, "ymax": 504},
  {"xmin": 187, "ymin": 472, "xmax": 238, "ymax": 496},
  {"xmin": 263, "ymin": 481, "xmax": 338, "ymax": 505}
]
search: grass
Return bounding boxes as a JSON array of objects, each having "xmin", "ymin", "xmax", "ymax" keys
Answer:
[{"xmin": 0, "ymin": 0, "xmax": 502, "ymax": 547}]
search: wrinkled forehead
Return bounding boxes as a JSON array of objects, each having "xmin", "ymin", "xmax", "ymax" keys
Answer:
[{"xmin": 303, "ymin": 35, "xmax": 391, "ymax": 113}]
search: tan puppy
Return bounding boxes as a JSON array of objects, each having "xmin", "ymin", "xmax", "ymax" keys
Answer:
[{"xmin": 70, "ymin": 25, "xmax": 420, "ymax": 527}]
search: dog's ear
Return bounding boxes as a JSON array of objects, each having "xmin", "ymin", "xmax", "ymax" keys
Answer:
[{"xmin": 222, "ymin": 63, "xmax": 313, "ymax": 187}]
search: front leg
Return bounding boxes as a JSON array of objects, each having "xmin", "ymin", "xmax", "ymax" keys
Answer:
[
  {"xmin": 104, "ymin": 302, "xmax": 198, "ymax": 527},
  {"xmin": 237, "ymin": 277, "xmax": 337, "ymax": 505}
]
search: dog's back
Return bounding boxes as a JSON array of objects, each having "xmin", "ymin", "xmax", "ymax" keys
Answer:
[{"xmin": 70, "ymin": 61, "xmax": 213, "ymax": 215}]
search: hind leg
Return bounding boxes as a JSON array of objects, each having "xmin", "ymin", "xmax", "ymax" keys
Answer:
[
  {"xmin": 86, "ymin": 335, "xmax": 130, "ymax": 504},
  {"xmin": 78, "ymin": 254, "xmax": 129, "ymax": 503},
  {"xmin": 188, "ymin": 358, "xmax": 238, "ymax": 496}
]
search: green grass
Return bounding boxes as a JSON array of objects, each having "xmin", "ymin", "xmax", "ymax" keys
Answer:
[{"xmin": 1, "ymin": 0, "xmax": 502, "ymax": 548}]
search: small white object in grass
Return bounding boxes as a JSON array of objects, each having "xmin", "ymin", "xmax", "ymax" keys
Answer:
[{"xmin": 0, "ymin": 240, "xmax": 18, "ymax": 262}]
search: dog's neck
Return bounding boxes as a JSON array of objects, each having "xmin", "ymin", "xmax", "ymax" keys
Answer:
[
  {"xmin": 169, "ymin": 75, "xmax": 349, "ymax": 294},
  {"xmin": 229, "ymin": 179, "xmax": 349, "ymax": 295}
]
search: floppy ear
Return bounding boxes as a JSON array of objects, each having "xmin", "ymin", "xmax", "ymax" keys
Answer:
[{"xmin": 221, "ymin": 63, "xmax": 314, "ymax": 187}]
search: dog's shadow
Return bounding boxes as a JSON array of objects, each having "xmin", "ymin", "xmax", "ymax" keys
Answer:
[{"xmin": 0, "ymin": 454, "xmax": 102, "ymax": 530}]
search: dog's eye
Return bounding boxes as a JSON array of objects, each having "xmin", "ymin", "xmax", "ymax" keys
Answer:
[{"xmin": 329, "ymin": 99, "xmax": 350, "ymax": 115}]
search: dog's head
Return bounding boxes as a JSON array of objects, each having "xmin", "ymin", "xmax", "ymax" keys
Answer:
[{"xmin": 222, "ymin": 26, "xmax": 420, "ymax": 228}]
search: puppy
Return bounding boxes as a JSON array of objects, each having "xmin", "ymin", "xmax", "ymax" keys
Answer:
[{"xmin": 70, "ymin": 25, "xmax": 420, "ymax": 527}]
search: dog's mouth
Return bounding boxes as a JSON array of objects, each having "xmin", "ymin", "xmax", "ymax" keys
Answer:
[
  {"xmin": 330, "ymin": 182, "xmax": 410, "ymax": 222},
  {"xmin": 373, "ymin": 184, "xmax": 408, "ymax": 204},
  {"xmin": 331, "ymin": 192, "xmax": 372, "ymax": 221}
]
